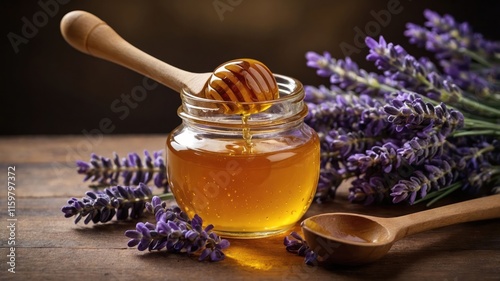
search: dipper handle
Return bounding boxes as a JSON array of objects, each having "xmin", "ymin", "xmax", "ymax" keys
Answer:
[{"xmin": 60, "ymin": 10, "xmax": 205, "ymax": 94}]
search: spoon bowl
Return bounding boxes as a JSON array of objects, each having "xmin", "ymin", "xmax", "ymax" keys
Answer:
[
  {"xmin": 302, "ymin": 213, "xmax": 395, "ymax": 265},
  {"xmin": 301, "ymin": 194, "xmax": 500, "ymax": 265}
]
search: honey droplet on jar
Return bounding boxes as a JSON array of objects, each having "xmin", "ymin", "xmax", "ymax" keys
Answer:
[{"xmin": 204, "ymin": 58, "xmax": 280, "ymax": 115}]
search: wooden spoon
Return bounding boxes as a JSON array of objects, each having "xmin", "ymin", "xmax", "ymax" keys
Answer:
[
  {"xmin": 301, "ymin": 194, "xmax": 500, "ymax": 265},
  {"xmin": 60, "ymin": 10, "xmax": 279, "ymax": 113}
]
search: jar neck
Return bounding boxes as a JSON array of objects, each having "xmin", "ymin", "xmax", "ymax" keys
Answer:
[{"xmin": 178, "ymin": 74, "xmax": 307, "ymax": 133}]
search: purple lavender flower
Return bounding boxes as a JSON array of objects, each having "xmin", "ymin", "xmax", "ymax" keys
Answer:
[
  {"xmin": 404, "ymin": 23, "xmax": 428, "ymax": 48},
  {"xmin": 452, "ymin": 140, "xmax": 500, "ymax": 194},
  {"xmin": 419, "ymin": 9, "xmax": 500, "ymax": 60},
  {"xmin": 366, "ymin": 36, "xmax": 407, "ymax": 71},
  {"xmin": 302, "ymin": 9, "xmax": 500, "ymax": 206},
  {"xmin": 365, "ymin": 36, "xmax": 468, "ymax": 105},
  {"xmin": 306, "ymin": 51, "xmax": 335, "ymax": 78},
  {"xmin": 76, "ymin": 150, "xmax": 168, "ymax": 191},
  {"xmin": 61, "ymin": 183, "xmax": 153, "ymax": 224},
  {"xmin": 348, "ymin": 175, "xmax": 390, "ymax": 205},
  {"xmin": 365, "ymin": 35, "xmax": 500, "ymax": 119},
  {"xmin": 397, "ymin": 133, "xmax": 446, "ymax": 166},
  {"xmin": 198, "ymin": 231, "xmax": 231, "ymax": 262},
  {"xmin": 440, "ymin": 60, "xmax": 499, "ymax": 99},
  {"xmin": 384, "ymin": 94, "xmax": 465, "ymax": 136},
  {"xmin": 304, "ymin": 85, "xmax": 339, "ymax": 103},
  {"xmin": 125, "ymin": 196, "xmax": 230, "ymax": 262},
  {"xmin": 284, "ymin": 231, "xmax": 318, "ymax": 266},
  {"xmin": 348, "ymin": 142, "xmax": 401, "ymax": 174},
  {"xmin": 405, "ymin": 10, "xmax": 500, "ymax": 103},
  {"xmin": 390, "ymin": 158, "xmax": 457, "ymax": 204},
  {"xmin": 315, "ymin": 167, "xmax": 344, "ymax": 203},
  {"xmin": 306, "ymin": 51, "xmax": 399, "ymax": 96}
]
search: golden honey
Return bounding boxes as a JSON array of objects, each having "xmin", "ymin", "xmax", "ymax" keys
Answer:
[
  {"xmin": 167, "ymin": 132, "xmax": 319, "ymax": 237},
  {"xmin": 167, "ymin": 74, "xmax": 320, "ymax": 238}
]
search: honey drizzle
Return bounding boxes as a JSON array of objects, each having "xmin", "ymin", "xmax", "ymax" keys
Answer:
[{"xmin": 241, "ymin": 114, "xmax": 254, "ymax": 154}]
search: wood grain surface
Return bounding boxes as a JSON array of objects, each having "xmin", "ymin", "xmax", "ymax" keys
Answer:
[{"xmin": 0, "ymin": 135, "xmax": 499, "ymax": 281}]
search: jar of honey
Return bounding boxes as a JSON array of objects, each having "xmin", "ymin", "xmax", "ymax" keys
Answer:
[{"xmin": 166, "ymin": 74, "xmax": 320, "ymax": 238}]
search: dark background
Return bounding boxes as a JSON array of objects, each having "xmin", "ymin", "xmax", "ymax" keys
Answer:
[{"xmin": 2, "ymin": 0, "xmax": 500, "ymax": 135}]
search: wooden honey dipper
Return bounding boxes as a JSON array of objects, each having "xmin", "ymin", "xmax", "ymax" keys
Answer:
[
  {"xmin": 60, "ymin": 10, "xmax": 279, "ymax": 114},
  {"xmin": 205, "ymin": 59, "xmax": 279, "ymax": 114}
]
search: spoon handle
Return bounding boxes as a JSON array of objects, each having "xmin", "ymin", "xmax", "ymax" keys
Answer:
[
  {"xmin": 60, "ymin": 10, "xmax": 197, "ymax": 93},
  {"xmin": 394, "ymin": 194, "xmax": 500, "ymax": 240}
]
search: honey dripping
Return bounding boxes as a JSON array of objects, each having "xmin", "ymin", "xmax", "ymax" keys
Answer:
[
  {"xmin": 241, "ymin": 114, "xmax": 252, "ymax": 153},
  {"xmin": 204, "ymin": 58, "xmax": 280, "ymax": 153}
]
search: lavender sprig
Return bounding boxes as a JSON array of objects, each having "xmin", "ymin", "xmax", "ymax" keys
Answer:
[
  {"xmin": 383, "ymin": 94, "xmax": 465, "ymax": 136},
  {"xmin": 404, "ymin": 9, "xmax": 500, "ymax": 103},
  {"xmin": 405, "ymin": 9, "xmax": 500, "ymax": 67},
  {"xmin": 61, "ymin": 183, "xmax": 160, "ymax": 224},
  {"xmin": 76, "ymin": 150, "xmax": 168, "ymax": 191},
  {"xmin": 284, "ymin": 232, "xmax": 318, "ymax": 266},
  {"xmin": 125, "ymin": 196, "xmax": 230, "ymax": 262},
  {"xmin": 305, "ymin": 52, "xmax": 399, "ymax": 96},
  {"xmin": 365, "ymin": 36, "xmax": 500, "ymax": 118},
  {"xmin": 348, "ymin": 174, "xmax": 391, "ymax": 205},
  {"xmin": 390, "ymin": 157, "xmax": 458, "ymax": 204}
]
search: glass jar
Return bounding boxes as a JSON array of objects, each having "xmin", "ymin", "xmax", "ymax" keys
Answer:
[{"xmin": 166, "ymin": 74, "xmax": 320, "ymax": 238}]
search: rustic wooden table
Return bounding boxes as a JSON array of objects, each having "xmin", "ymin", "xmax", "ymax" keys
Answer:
[{"xmin": 0, "ymin": 135, "xmax": 499, "ymax": 281}]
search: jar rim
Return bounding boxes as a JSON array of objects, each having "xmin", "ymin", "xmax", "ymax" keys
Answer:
[{"xmin": 178, "ymin": 74, "xmax": 307, "ymax": 131}]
